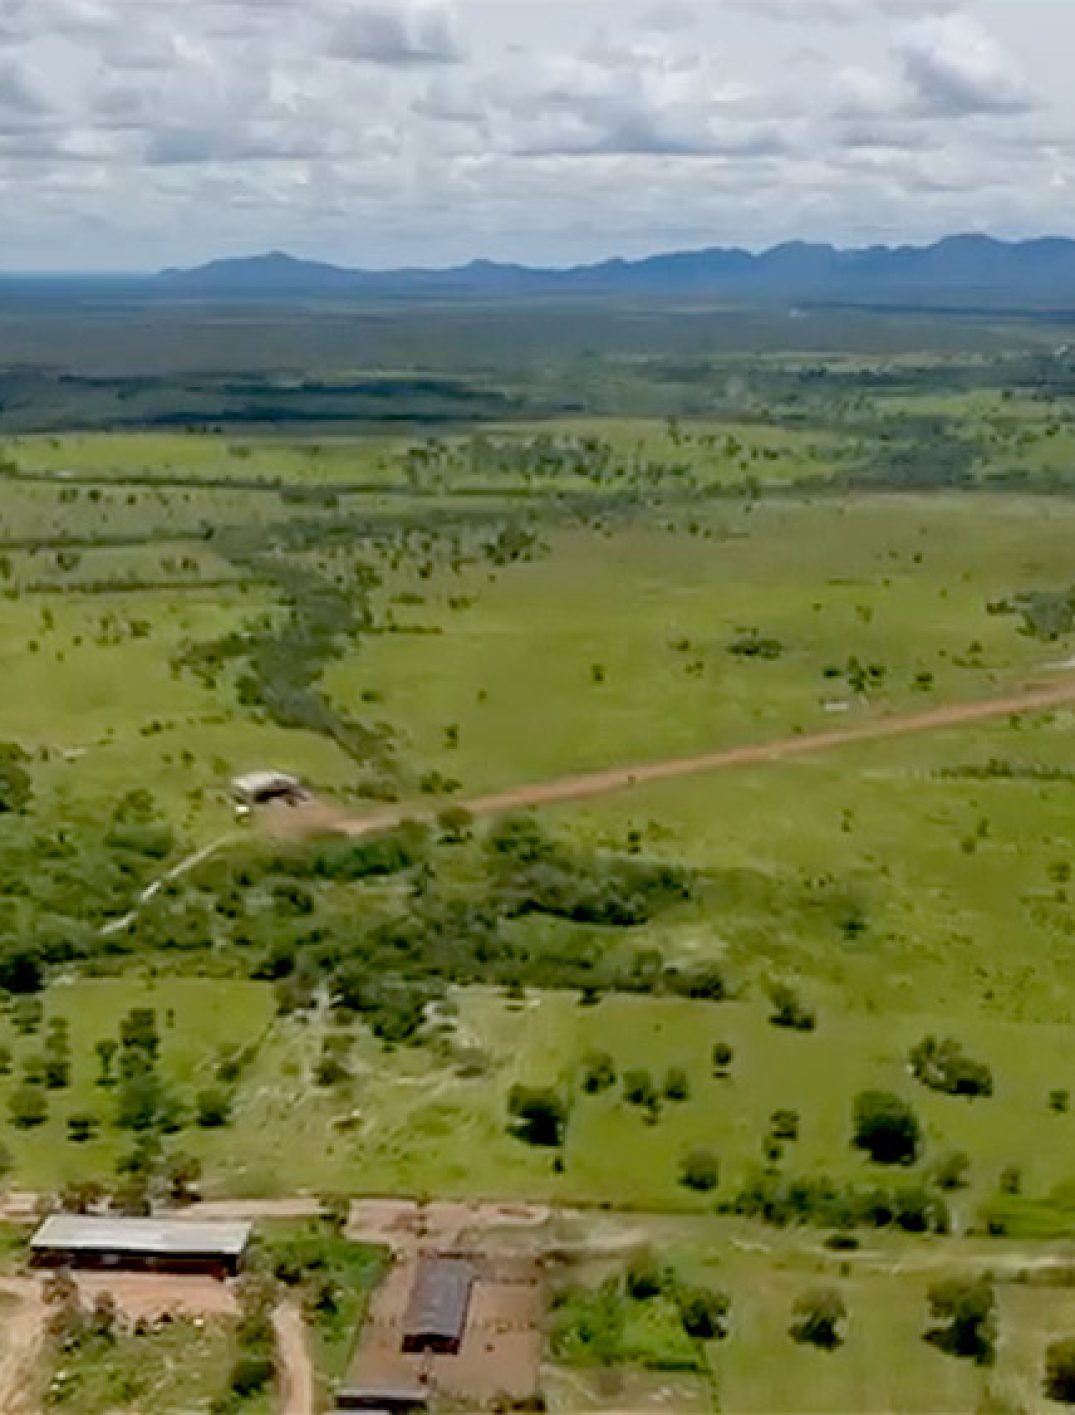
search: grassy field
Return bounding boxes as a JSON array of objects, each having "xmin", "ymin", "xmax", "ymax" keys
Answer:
[
  {"xmin": 332, "ymin": 494, "xmax": 1075, "ymax": 796},
  {"xmin": 3, "ymin": 399, "xmax": 1075, "ymax": 1409},
  {"xmin": 43, "ymin": 1317, "xmax": 271, "ymax": 1415},
  {"xmin": 544, "ymin": 1225, "xmax": 1075, "ymax": 1412},
  {"xmin": 4, "ymin": 977, "xmax": 1073, "ymax": 1233}
]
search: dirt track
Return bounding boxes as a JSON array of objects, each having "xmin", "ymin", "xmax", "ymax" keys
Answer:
[
  {"xmin": 273, "ymin": 1302, "xmax": 314, "ymax": 1415},
  {"xmin": 275, "ymin": 674, "xmax": 1075, "ymax": 840}
]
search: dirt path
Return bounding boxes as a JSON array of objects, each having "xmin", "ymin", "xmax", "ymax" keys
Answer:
[
  {"xmin": 99, "ymin": 832, "xmax": 238, "ymax": 938},
  {"xmin": 273, "ymin": 1302, "xmax": 315, "ymax": 1415},
  {"xmin": 0, "ymin": 1276, "xmax": 45, "ymax": 1415},
  {"xmin": 281, "ymin": 674, "xmax": 1075, "ymax": 839}
]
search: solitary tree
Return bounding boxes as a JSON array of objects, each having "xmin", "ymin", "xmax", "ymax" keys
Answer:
[
  {"xmin": 926, "ymin": 1277, "xmax": 995, "ymax": 1363},
  {"xmin": 852, "ymin": 1091, "xmax": 921, "ymax": 1166},
  {"xmin": 507, "ymin": 1085, "xmax": 566, "ymax": 1147},
  {"xmin": 678, "ymin": 1285, "xmax": 731, "ymax": 1340},
  {"xmin": 791, "ymin": 1287, "xmax": 847, "ymax": 1350},
  {"xmin": 679, "ymin": 1148, "xmax": 719, "ymax": 1192}
]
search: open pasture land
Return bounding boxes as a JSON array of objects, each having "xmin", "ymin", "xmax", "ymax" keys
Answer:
[
  {"xmin": 6, "ymin": 976, "xmax": 1075, "ymax": 1237},
  {"xmin": 329, "ymin": 492, "xmax": 1075, "ymax": 796}
]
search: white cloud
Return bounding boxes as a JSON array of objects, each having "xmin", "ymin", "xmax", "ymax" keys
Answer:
[
  {"xmin": 0, "ymin": 0, "xmax": 1063, "ymax": 269},
  {"xmin": 899, "ymin": 12, "xmax": 1035, "ymax": 116},
  {"xmin": 328, "ymin": 1, "xmax": 463, "ymax": 65}
]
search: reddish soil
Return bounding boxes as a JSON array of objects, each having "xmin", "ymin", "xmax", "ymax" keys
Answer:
[
  {"xmin": 274, "ymin": 675, "xmax": 1075, "ymax": 840},
  {"xmin": 346, "ymin": 1251, "xmax": 544, "ymax": 1407}
]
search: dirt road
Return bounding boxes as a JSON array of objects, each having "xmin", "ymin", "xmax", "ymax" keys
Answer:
[
  {"xmin": 277, "ymin": 674, "xmax": 1075, "ymax": 839},
  {"xmin": 273, "ymin": 1302, "xmax": 315, "ymax": 1415},
  {"xmin": 0, "ymin": 1276, "xmax": 45, "ymax": 1415}
]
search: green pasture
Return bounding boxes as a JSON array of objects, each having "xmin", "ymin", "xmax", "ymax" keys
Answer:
[
  {"xmin": 43, "ymin": 1317, "xmax": 267, "ymax": 1415},
  {"xmin": 9, "ymin": 978, "xmax": 1075, "ymax": 1224},
  {"xmin": 330, "ymin": 493, "xmax": 1075, "ymax": 796},
  {"xmin": 7, "ymin": 430, "xmax": 404, "ymax": 488},
  {"xmin": 0, "ymin": 588, "xmax": 354, "ymax": 832}
]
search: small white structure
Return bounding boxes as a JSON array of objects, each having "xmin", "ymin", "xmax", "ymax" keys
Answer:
[{"xmin": 230, "ymin": 770, "xmax": 307, "ymax": 808}]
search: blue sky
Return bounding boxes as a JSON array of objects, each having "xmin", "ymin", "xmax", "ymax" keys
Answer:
[{"xmin": 0, "ymin": 0, "xmax": 1068, "ymax": 270}]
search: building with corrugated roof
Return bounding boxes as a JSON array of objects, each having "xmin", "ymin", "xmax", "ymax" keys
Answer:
[{"xmin": 31, "ymin": 1215, "xmax": 251, "ymax": 1277}]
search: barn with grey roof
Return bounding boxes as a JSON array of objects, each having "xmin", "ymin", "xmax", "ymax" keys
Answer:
[
  {"xmin": 31, "ymin": 1215, "xmax": 251, "ymax": 1277},
  {"xmin": 402, "ymin": 1255, "xmax": 476, "ymax": 1355}
]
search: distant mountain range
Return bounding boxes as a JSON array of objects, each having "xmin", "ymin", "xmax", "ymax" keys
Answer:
[{"xmin": 158, "ymin": 236, "xmax": 1075, "ymax": 304}]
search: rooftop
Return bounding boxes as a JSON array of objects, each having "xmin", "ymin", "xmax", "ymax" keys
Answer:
[
  {"xmin": 404, "ymin": 1256, "xmax": 476, "ymax": 1344},
  {"xmin": 32, "ymin": 1215, "xmax": 252, "ymax": 1258}
]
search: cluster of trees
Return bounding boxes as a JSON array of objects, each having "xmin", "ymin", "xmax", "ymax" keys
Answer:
[
  {"xmin": 909, "ymin": 1036, "xmax": 993, "ymax": 1099},
  {"xmin": 729, "ymin": 1167, "xmax": 949, "ymax": 1235},
  {"xmin": 988, "ymin": 585, "xmax": 1075, "ymax": 642},
  {"xmin": 552, "ymin": 1250, "xmax": 729, "ymax": 1372}
]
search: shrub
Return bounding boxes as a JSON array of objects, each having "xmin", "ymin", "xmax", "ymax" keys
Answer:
[
  {"xmin": 580, "ymin": 1051, "xmax": 616, "ymax": 1095},
  {"xmin": 679, "ymin": 1149, "xmax": 719, "ymax": 1192},
  {"xmin": 852, "ymin": 1091, "xmax": 921, "ymax": 1166},
  {"xmin": 767, "ymin": 982, "xmax": 816, "ymax": 1033},
  {"xmin": 228, "ymin": 1353, "xmax": 274, "ymax": 1397},
  {"xmin": 663, "ymin": 1067, "xmax": 690, "ymax": 1102},
  {"xmin": 770, "ymin": 1109, "xmax": 800, "ymax": 1142},
  {"xmin": 791, "ymin": 1287, "xmax": 846, "ymax": 1349},
  {"xmin": 66, "ymin": 1113, "xmax": 98, "ymax": 1144},
  {"xmin": 507, "ymin": 1086, "xmax": 566, "ymax": 1147},
  {"xmin": 9, "ymin": 1085, "xmax": 47, "ymax": 1128},
  {"xmin": 623, "ymin": 1070, "xmax": 658, "ymax": 1109},
  {"xmin": 195, "ymin": 1087, "xmax": 232, "ymax": 1128},
  {"xmin": 678, "ymin": 1285, "xmax": 730, "ymax": 1340},
  {"xmin": 932, "ymin": 1150, "xmax": 971, "ymax": 1192},
  {"xmin": 926, "ymin": 1277, "xmax": 995, "ymax": 1363},
  {"xmin": 712, "ymin": 1042, "xmax": 733, "ymax": 1075},
  {"xmin": 909, "ymin": 1036, "xmax": 992, "ymax": 1098},
  {"xmin": 1045, "ymin": 1336, "xmax": 1075, "ymax": 1403},
  {"xmin": 625, "ymin": 1249, "xmax": 664, "ymax": 1301}
]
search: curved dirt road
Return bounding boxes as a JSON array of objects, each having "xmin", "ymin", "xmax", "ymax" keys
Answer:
[{"xmin": 305, "ymin": 674, "xmax": 1075, "ymax": 838}]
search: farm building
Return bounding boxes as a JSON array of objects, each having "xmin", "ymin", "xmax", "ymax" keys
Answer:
[
  {"xmin": 335, "ymin": 1381, "xmax": 428, "ymax": 1412},
  {"xmin": 30, "ymin": 1216, "xmax": 252, "ymax": 1277},
  {"xmin": 402, "ymin": 1255, "xmax": 477, "ymax": 1356},
  {"xmin": 230, "ymin": 770, "xmax": 307, "ymax": 807},
  {"xmin": 344, "ymin": 1251, "xmax": 544, "ymax": 1408}
]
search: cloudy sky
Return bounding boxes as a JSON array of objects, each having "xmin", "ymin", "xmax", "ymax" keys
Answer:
[{"xmin": 0, "ymin": 0, "xmax": 1068, "ymax": 270}]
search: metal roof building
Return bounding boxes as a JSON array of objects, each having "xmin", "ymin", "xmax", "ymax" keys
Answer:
[
  {"xmin": 402, "ymin": 1256, "xmax": 477, "ymax": 1355},
  {"xmin": 230, "ymin": 770, "xmax": 305, "ymax": 806},
  {"xmin": 31, "ymin": 1216, "xmax": 252, "ymax": 1276}
]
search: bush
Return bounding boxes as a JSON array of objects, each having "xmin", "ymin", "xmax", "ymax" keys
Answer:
[
  {"xmin": 1045, "ymin": 1336, "xmax": 1075, "ymax": 1403},
  {"xmin": 679, "ymin": 1149, "xmax": 719, "ymax": 1192},
  {"xmin": 712, "ymin": 1042, "xmax": 733, "ymax": 1075},
  {"xmin": 228, "ymin": 1352, "xmax": 274, "ymax": 1397},
  {"xmin": 663, "ymin": 1067, "xmax": 690, "ymax": 1102},
  {"xmin": 678, "ymin": 1285, "xmax": 730, "ymax": 1340},
  {"xmin": 926, "ymin": 1276, "xmax": 995, "ymax": 1363},
  {"xmin": 9, "ymin": 1085, "xmax": 47, "ymax": 1128},
  {"xmin": 625, "ymin": 1249, "xmax": 664, "ymax": 1301},
  {"xmin": 623, "ymin": 1070, "xmax": 658, "ymax": 1109},
  {"xmin": 195, "ymin": 1087, "xmax": 232, "ymax": 1128},
  {"xmin": 791, "ymin": 1287, "xmax": 846, "ymax": 1349},
  {"xmin": 909, "ymin": 1036, "xmax": 992, "ymax": 1098},
  {"xmin": 770, "ymin": 1109, "xmax": 800, "ymax": 1142},
  {"xmin": 767, "ymin": 982, "xmax": 816, "ymax": 1033},
  {"xmin": 932, "ymin": 1151, "xmax": 970, "ymax": 1192},
  {"xmin": 852, "ymin": 1091, "xmax": 921, "ymax": 1166},
  {"xmin": 580, "ymin": 1051, "xmax": 616, "ymax": 1095},
  {"xmin": 507, "ymin": 1085, "xmax": 566, "ymax": 1147}
]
